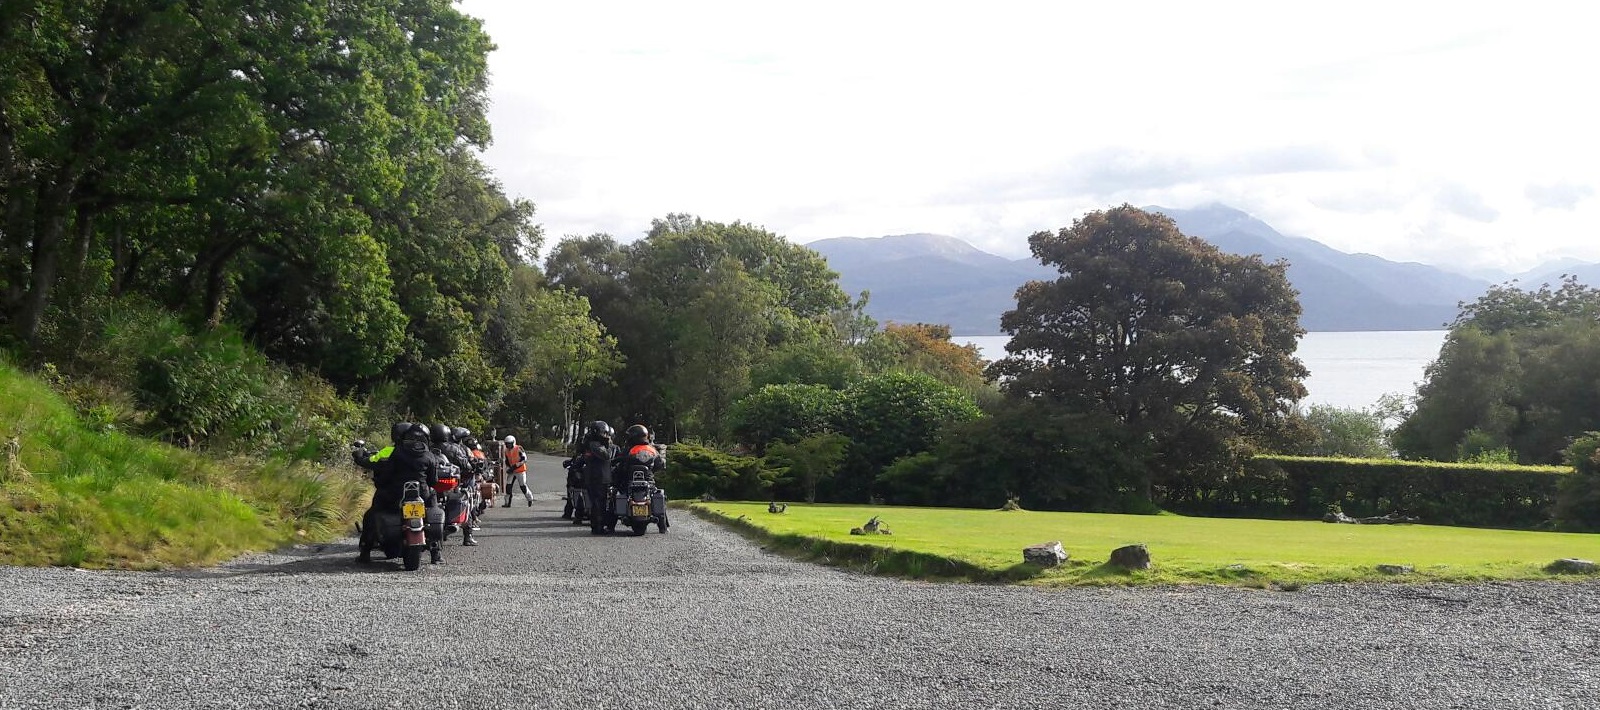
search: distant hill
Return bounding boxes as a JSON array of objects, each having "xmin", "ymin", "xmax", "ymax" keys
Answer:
[
  {"xmin": 806, "ymin": 205, "xmax": 1600, "ymax": 335},
  {"xmin": 808, "ymin": 234, "xmax": 1053, "ymax": 334},
  {"xmin": 1147, "ymin": 205, "xmax": 1486, "ymax": 331}
]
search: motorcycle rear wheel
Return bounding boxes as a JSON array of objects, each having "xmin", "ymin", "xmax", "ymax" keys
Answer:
[
  {"xmin": 402, "ymin": 546, "xmax": 422, "ymax": 571},
  {"xmin": 630, "ymin": 521, "xmax": 649, "ymax": 536}
]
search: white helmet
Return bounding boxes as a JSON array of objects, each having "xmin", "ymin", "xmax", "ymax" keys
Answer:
[{"xmin": 504, "ymin": 435, "xmax": 516, "ymax": 446}]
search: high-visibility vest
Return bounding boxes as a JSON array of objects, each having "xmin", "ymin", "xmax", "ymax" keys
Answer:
[
  {"xmin": 505, "ymin": 445, "xmax": 527, "ymax": 474},
  {"xmin": 628, "ymin": 444, "xmax": 657, "ymax": 458}
]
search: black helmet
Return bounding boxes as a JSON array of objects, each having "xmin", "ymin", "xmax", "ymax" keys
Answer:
[
  {"xmin": 462, "ymin": 435, "xmax": 479, "ymax": 448},
  {"xmin": 451, "ymin": 426, "xmax": 470, "ymax": 442},
  {"xmin": 402, "ymin": 423, "xmax": 430, "ymax": 443},
  {"xmin": 624, "ymin": 424, "xmax": 650, "ymax": 445},
  {"xmin": 429, "ymin": 423, "xmax": 450, "ymax": 444},
  {"xmin": 390, "ymin": 421, "xmax": 413, "ymax": 446},
  {"xmin": 585, "ymin": 421, "xmax": 614, "ymax": 442}
]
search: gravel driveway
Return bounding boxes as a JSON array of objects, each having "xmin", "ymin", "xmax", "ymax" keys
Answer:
[{"xmin": 3, "ymin": 453, "xmax": 1598, "ymax": 709}]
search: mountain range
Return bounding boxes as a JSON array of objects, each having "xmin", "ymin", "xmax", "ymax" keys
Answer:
[{"xmin": 806, "ymin": 204, "xmax": 1598, "ymax": 335}]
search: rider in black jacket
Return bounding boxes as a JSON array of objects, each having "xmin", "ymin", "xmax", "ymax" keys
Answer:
[
  {"xmin": 577, "ymin": 421, "xmax": 618, "ymax": 535},
  {"xmin": 361, "ymin": 422, "xmax": 446, "ymax": 563},
  {"xmin": 611, "ymin": 424, "xmax": 666, "ymax": 487},
  {"xmin": 438, "ymin": 425, "xmax": 479, "ymax": 546}
]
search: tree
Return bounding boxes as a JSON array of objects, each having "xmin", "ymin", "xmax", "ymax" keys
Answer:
[
  {"xmin": 989, "ymin": 205, "xmax": 1308, "ymax": 497},
  {"xmin": 1299, "ymin": 405, "xmax": 1391, "ymax": 459},
  {"xmin": 545, "ymin": 217, "xmax": 851, "ymax": 440},
  {"xmin": 832, "ymin": 371, "xmax": 981, "ymax": 501},
  {"xmin": 1, "ymin": 0, "xmax": 495, "ymax": 354},
  {"xmin": 764, "ymin": 433, "xmax": 849, "ymax": 503},
  {"xmin": 861, "ymin": 322, "xmax": 988, "ymax": 391},
  {"xmin": 727, "ymin": 383, "xmax": 844, "ymax": 454},
  {"xmin": 490, "ymin": 267, "xmax": 622, "ymax": 439},
  {"xmin": 1393, "ymin": 277, "xmax": 1600, "ymax": 464}
]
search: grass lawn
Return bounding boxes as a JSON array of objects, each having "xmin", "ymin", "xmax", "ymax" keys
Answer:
[{"xmin": 692, "ymin": 501, "xmax": 1600, "ymax": 587}]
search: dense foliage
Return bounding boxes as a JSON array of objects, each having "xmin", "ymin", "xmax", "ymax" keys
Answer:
[
  {"xmin": 1393, "ymin": 277, "xmax": 1600, "ymax": 464},
  {"xmin": 1297, "ymin": 404, "xmax": 1393, "ymax": 459},
  {"xmin": 1554, "ymin": 432, "xmax": 1600, "ymax": 531},
  {"xmin": 1189, "ymin": 455, "xmax": 1569, "ymax": 529},
  {"xmin": 989, "ymin": 205, "xmax": 1308, "ymax": 500},
  {"xmin": 1, "ymin": 1, "xmax": 617, "ymax": 451}
]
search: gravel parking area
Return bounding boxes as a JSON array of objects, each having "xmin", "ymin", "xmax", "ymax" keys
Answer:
[{"xmin": 3, "ymin": 454, "xmax": 1598, "ymax": 709}]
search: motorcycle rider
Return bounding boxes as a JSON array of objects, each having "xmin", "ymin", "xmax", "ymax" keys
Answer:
[
  {"xmin": 577, "ymin": 421, "xmax": 618, "ymax": 535},
  {"xmin": 351, "ymin": 422, "xmax": 414, "ymax": 561},
  {"xmin": 612, "ymin": 424, "xmax": 669, "ymax": 532},
  {"xmin": 463, "ymin": 435, "xmax": 492, "ymax": 525},
  {"xmin": 612, "ymin": 424, "xmax": 666, "ymax": 487},
  {"xmin": 356, "ymin": 422, "xmax": 446, "ymax": 563},
  {"xmin": 502, "ymin": 435, "xmax": 533, "ymax": 507},
  {"xmin": 439, "ymin": 426, "xmax": 479, "ymax": 546}
]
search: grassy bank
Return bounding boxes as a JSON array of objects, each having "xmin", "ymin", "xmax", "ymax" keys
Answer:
[
  {"xmin": 1, "ymin": 360, "xmax": 365, "ymax": 569},
  {"xmin": 692, "ymin": 501, "xmax": 1600, "ymax": 587}
]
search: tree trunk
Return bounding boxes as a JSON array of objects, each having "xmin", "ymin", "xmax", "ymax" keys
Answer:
[
  {"xmin": 12, "ymin": 166, "xmax": 83, "ymax": 342},
  {"xmin": 202, "ymin": 243, "xmax": 243, "ymax": 329},
  {"xmin": 67, "ymin": 210, "xmax": 96, "ymax": 295}
]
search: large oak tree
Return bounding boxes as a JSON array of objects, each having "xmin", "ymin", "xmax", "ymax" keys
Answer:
[{"xmin": 989, "ymin": 205, "xmax": 1308, "ymax": 496}]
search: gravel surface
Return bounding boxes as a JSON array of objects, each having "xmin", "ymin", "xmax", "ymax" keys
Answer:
[{"xmin": 4, "ymin": 452, "xmax": 1599, "ymax": 709}]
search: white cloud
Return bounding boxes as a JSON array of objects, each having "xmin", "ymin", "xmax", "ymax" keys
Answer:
[{"xmin": 459, "ymin": 0, "xmax": 1600, "ymax": 271}]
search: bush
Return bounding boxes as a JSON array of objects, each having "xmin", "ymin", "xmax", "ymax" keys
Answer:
[
  {"xmin": 34, "ymin": 298, "xmax": 362, "ymax": 460},
  {"xmin": 1299, "ymin": 405, "xmax": 1390, "ymax": 458},
  {"xmin": 831, "ymin": 371, "xmax": 981, "ymax": 502},
  {"xmin": 1553, "ymin": 432, "xmax": 1600, "ymax": 531},
  {"xmin": 658, "ymin": 442, "xmax": 778, "ymax": 501},
  {"xmin": 727, "ymin": 383, "xmax": 843, "ymax": 454},
  {"xmin": 927, "ymin": 402, "xmax": 1151, "ymax": 513},
  {"xmin": 1206, "ymin": 455, "xmax": 1570, "ymax": 529},
  {"xmin": 763, "ymin": 433, "xmax": 849, "ymax": 503}
]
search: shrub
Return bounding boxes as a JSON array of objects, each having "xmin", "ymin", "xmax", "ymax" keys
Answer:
[
  {"xmin": 1553, "ymin": 432, "xmax": 1600, "ymax": 531},
  {"xmin": 763, "ymin": 433, "xmax": 849, "ymax": 503},
  {"xmin": 727, "ymin": 383, "xmax": 843, "ymax": 454},
  {"xmin": 831, "ymin": 371, "xmax": 981, "ymax": 502},
  {"xmin": 658, "ymin": 442, "xmax": 778, "ymax": 501},
  {"xmin": 1210, "ymin": 455, "xmax": 1569, "ymax": 529},
  {"xmin": 34, "ymin": 298, "xmax": 361, "ymax": 460}
]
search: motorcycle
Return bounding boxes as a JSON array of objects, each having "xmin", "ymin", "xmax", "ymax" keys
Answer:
[
  {"xmin": 611, "ymin": 468, "xmax": 669, "ymax": 535},
  {"xmin": 562, "ymin": 458, "xmax": 590, "ymax": 525},
  {"xmin": 356, "ymin": 479, "xmax": 434, "ymax": 571},
  {"xmin": 433, "ymin": 462, "xmax": 472, "ymax": 543}
]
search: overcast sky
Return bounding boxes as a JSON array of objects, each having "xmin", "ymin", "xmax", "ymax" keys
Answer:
[{"xmin": 456, "ymin": 0, "xmax": 1598, "ymax": 274}]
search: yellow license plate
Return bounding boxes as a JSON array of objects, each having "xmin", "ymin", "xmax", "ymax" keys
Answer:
[
  {"xmin": 402, "ymin": 502, "xmax": 427, "ymax": 518},
  {"xmin": 631, "ymin": 504, "xmax": 650, "ymax": 517}
]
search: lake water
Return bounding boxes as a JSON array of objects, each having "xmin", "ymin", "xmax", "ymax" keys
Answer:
[{"xmin": 954, "ymin": 330, "xmax": 1448, "ymax": 411}]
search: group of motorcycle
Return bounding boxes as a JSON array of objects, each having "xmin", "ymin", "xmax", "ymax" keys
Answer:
[
  {"xmin": 350, "ymin": 420, "xmax": 670, "ymax": 571},
  {"xmin": 561, "ymin": 420, "xmax": 670, "ymax": 537},
  {"xmin": 351, "ymin": 422, "xmax": 497, "ymax": 571}
]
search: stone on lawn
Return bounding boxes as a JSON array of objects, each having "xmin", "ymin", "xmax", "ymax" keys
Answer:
[
  {"xmin": 1545, "ymin": 558, "xmax": 1599, "ymax": 574},
  {"xmin": 1022, "ymin": 541, "xmax": 1068, "ymax": 567},
  {"xmin": 1108, "ymin": 544, "xmax": 1151, "ymax": 570},
  {"xmin": 1375, "ymin": 564, "xmax": 1413, "ymax": 575}
]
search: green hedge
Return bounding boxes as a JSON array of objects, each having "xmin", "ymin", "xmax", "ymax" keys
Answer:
[{"xmin": 1200, "ymin": 455, "xmax": 1570, "ymax": 529}]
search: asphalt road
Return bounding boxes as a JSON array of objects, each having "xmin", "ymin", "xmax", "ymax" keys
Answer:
[{"xmin": 3, "ymin": 453, "xmax": 1599, "ymax": 709}]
